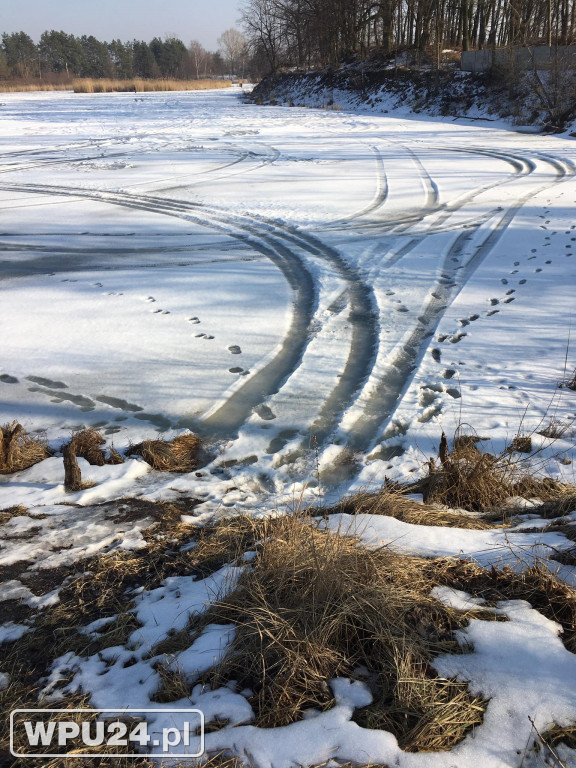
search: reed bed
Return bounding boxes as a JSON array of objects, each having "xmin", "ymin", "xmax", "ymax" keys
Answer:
[{"xmin": 0, "ymin": 78, "xmax": 232, "ymax": 93}]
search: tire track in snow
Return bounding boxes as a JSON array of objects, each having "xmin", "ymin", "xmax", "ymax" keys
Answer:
[
  {"xmin": 324, "ymin": 145, "xmax": 389, "ymax": 226},
  {"xmin": 333, "ymin": 150, "xmax": 575, "ymax": 457},
  {"xmin": 0, "ymin": 181, "xmax": 380, "ymax": 445}
]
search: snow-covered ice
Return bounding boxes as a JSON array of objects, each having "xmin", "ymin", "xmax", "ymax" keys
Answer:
[{"xmin": 1, "ymin": 86, "xmax": 576, "ymax": 767}]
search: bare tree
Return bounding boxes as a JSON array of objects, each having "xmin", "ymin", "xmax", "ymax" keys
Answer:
[{"xmin": 218, "ymin": 28, "xmax": 249, "ymax": 76}]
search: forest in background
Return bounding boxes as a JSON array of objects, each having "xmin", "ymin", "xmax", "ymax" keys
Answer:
[
  {"xmin": 241, "ymin": 0, "xmax": 576, "ymax": 71},
  {"xmin": 3, "ymin": 1, "xmax": 576, "ymax": 86},
  {"xmin": 0, "ymin": 28, "xmax": 252, "ymax": 83}
]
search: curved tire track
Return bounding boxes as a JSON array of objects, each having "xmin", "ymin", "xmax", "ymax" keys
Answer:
[{"xmin": 0, "ymin": 181, "xmax": 380, "ymax": 445}]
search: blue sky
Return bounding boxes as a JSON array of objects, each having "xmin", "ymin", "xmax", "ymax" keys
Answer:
[{"xmin": 1, "ymin": 0, "xmax": 242, "ymax": 50}]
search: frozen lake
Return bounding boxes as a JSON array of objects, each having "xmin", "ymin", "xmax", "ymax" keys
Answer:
[{"xmin": 1, "ymin": 87, "xmax": 575, "ymax": 509}]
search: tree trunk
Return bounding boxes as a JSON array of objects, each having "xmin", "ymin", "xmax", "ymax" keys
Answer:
[{"xmin": 63, "ymin": 440, "xmax": 83, "ymax": 492}]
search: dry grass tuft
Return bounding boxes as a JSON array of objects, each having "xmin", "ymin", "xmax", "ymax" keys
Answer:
[
  {"xmin": 0, "ymin": 504, "xmax": 28, "ymax": 523},
  {"xmin": 418, "ymin": 431, "xmax": 570, "ymax": 513},
  {"xmin": 0, "ymin": 421, "xmax": 52, "ymax": 474},
  {"xmin": 538, "ymin": 417, "xmax": 572, "ymax": 439},
  {"xmin": 329, "ymin": 484, "xmax": 494, "ymax": 529},
  {"xmin": 151, "ymin": 662, "xmax": 191, "ymax": 703},
  {"xmin": 428, "ymin": 558, "xmax": 576, "ymax": 653},
  {"xmin": 540, "ymin": 722, "xmax": 576, "ymax": 750},
  {"xmin": 559, "ymin": 368, "xmax": 576, "ymax": 392},
  {"xmin": 509, "ymin": 434, "xmax": 533, "ymax": 453},
  {"xmin": 71, "ymin": 428, "xmax": 124, "ymax": 466},
  {"xmin": 192, "ymin": 514, "xmax": 489, "ymax": 751},
  {"xmin": 129, "ymin": 433, "xmax": 201, "ymax": 472}
]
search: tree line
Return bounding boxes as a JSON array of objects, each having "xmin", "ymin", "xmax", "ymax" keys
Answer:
[
  {"xmin": 241, "ymin": 0, "xmax": 576, "ymax": 72},
  {"xmin": 0, "ymin": 29, "xmax": 251, "ymax": 81}
]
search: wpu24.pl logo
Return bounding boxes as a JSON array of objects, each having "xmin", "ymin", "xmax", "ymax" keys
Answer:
[{"xmin": 10, "ymin": 709, "xmax": 205, "ymax": 758}]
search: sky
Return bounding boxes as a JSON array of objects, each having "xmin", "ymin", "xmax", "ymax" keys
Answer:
[{"xmin": 0, "ymin": 0, "xmax": 243, "ymax": 50}]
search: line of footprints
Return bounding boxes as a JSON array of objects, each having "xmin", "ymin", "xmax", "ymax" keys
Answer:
[
  {"xmin": 430, "ymin": 223, "xmax": 574, "ymax": 361},
  {"xmin": 143, "ymin": 295, "xmax": 250, "ymax": 376},
  {"xmin": 46, "ymin": 275, "xmax": 252, "ymax": 377}
]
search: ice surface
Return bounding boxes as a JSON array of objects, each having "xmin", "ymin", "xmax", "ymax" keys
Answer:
[{"xmin": 2, "ymin": 87, "xmax": 576, "ymax": 768}]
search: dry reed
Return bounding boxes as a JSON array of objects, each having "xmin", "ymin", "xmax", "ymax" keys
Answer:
[
  {"xmin": 0, "ymin": 421, "xmax": 52, "ymax": 474},
  {"xmin": 419, "ymin": 432, "xmax": 570, "ymax": 513},
  {"xmin": 330, "ymin": 484, "xmax": 494, "ymax": 529},
  {"xmin": 0, "ymin": 78, "xmax": 232, "ymax": 94},
  {"xmin": 128, "ymin": 433, "xmax": 201, "ymax": 472},
  {"xmin": 71, "ymin": 428, "xmax": 123, "ymax": 466}
]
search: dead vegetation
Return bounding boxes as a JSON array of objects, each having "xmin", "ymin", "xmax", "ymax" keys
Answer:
[
  {"xmin": 128, "ymin": 433, "xmax": 201, "ymax": 472},
  {"xmin": 71, "ymin": 429, "xmax": 124, "ymax": 467},
  {"xmin": 1, "ymin": 485, "xmax": 576, "ymax": 765},
  {"xmin": 428, "ymin": 557, "xmax": 576, "ymax": 653},
  {"xmin": 326, "ymin": 483, "xmax": 495, "ymax": 529},
  {"xmin": 413, "ymin": 430, "xmax": 572, "ymax": 514},
  {"xmin": 191, "ymin": 514, "xmax": 491, "ymax": 751},
  {"xmin": 0, "ymin": 421, "xmax": 53, "ymax": 475},
  {"xmin": 559, "ymin": 367, "xmax": 576, "ymax": 392},
  {"xmin": 61, "ymin": 429, "xmax": 123, "ymax": 492},
  {"xmin": 71, "ymin": 78, "xmax": 232, "ymax": 93},
  {"xmin": 0, "ymin": 78, "xmax": 232, "ymax": 94}
]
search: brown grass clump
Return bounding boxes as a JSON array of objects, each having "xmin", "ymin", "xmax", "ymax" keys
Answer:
[
  {"xmin": 509, "ymin": 434, "xmax": 533, "ymax": 453},
  {"xmin": 559, "ymin": 367, "xmax": 576, "ymax": 391},
  {"xmin": 329, "ymin": 484, "xmax": 494, "ymax": 529},
  {"xmin": 0, "ymin": 421, "xmax": 52, "ymax": 474},
  {"xmin": 540, "ymin": 722, "xmax": 576, "ymax": 751},
  {"xmin": 151, "ymin": 662, "xmax": 191, "ymax": 703},
  {"xmin": 538, "ymin": 417, "xmax": 572, "ymax": 439},
  {"xmin": 428, "ymin": 558, "xmax": 576, "ymax": 653},
  {"xmin": 129, "ymin": 433, "xmax": 201, "ymax": 472},
  {"xmin": 71, "ymin": 428, "xmax": 123, "ymax": 466},
  {"xmin": 418, "ymin": 431, "xmax": 570, "ymax": 513},
  {"xmin": 192, "ymin": 514, "xmax": 489, "ymax": 752}
]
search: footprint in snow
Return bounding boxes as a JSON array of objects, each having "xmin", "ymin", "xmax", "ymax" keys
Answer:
[
  {"xmin": 486, "ymin": 310, "xmax": 499, "ymax": 316},
  {"xmin": 92, "ymin": 282, "xmax": 103, "ymax": 287},
  {"xmin": 188, "ymin": 317, "xmax": 200, "ymax": 324},
  {"xmin": 144, "ymin": 296, "xmax": 156, "ymax": 303},
  {"xmin": 535, "ymin": 268, "xmax": 542, "ymax": 273},
  {"xmin": 469, "ymin": 314, "xmax": 480, "ymax": 322},
  {"xmin": 228, "ymin": 345, "xmax": 242, "ymax": 355},
  {"xmin": 503, "ymin": 297, "xmax": 515, "ymax": 303},
  {"xmin": 519, "ymin": 279, "xmax": 527, "ymax": 285},
  {"xmin": 431, "ymin": 348, "xmax": 441, "ymax": 362},
  {"xmin": 229, "ymin": 367, "xmax": 244, "ymax": 374},
  {"xmin": 449, "ymin": 332, "xmax": 467, "ymax": 344},
  {"xmin": 501, "ymin": 278, "xmax": 508, "ymax": 284},
  {"xmin": 505, "ymin": 289, "xmax": 515, "ymax": 295},
  {"xmin": 490, "ymin": 298, "xmax": 499, "ymax": 306}
]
